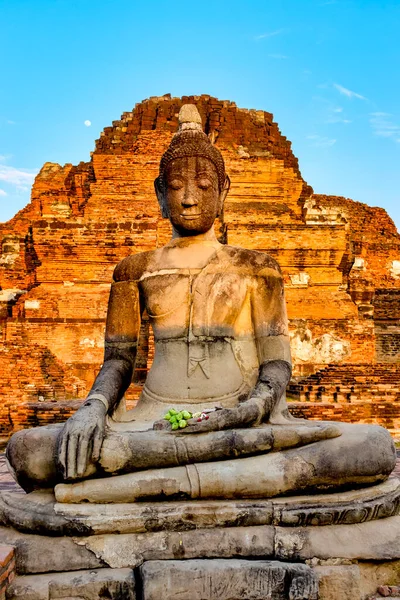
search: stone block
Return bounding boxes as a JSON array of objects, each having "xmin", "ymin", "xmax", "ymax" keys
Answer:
[
  {"xmin": 275, "ymin": 515, "xmax": 400, "ymax": 561},
  {"xmin": 313, "ymin": 564, "xmax": 361, "ymax": 600},
  {"xmin": 81, "ymin": 525, "xmax": 275, "ymax": 569},
  {"xmin": 0, "ymin": 527, "xmax": 103, "ymax": 575},
  {"xmin": 140, "ymin": 559, "xmax": 318, "ymax": 600},
  {"xmin": 358, "ymin": 561, "xmax": 400, "ymax": 599},
  {"xmin": 6, "ymin": 568, "xmax": 135, "ymax": 600}
]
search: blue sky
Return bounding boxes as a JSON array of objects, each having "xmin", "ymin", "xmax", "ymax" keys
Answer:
[{"xmin": 1, "ymin": 0, "xmax": 399, "ymax": 227}]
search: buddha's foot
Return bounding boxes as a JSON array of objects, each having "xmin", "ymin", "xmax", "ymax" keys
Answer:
[{"xmin": 55, "ymin": 423, "xmax": 395, "ymax": 503}]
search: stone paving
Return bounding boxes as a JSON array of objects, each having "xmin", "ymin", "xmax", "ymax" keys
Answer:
[{"xmin": 0, "ymin": 451, "xmax": 399, "ymax": 495}]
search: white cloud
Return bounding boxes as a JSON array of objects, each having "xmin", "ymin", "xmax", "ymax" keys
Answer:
[
  {"xmin": 333, "ymin": 83, "xmax": 367, "ymax": 100},
  {"xmin": 0, "ymin": 156, "xmax": 38, "ymax": 193},
  {"xmin": 254, "ymin": 29, "xmax": 285, "ymax": 41},
  {"xmin": 84, "ymin": 120, "xmax": 91, "ymax": 127},
  {"xmin": 6, "ymin": 120, "xmax": 16, "ymax": 125},
  {"xmin": 0, "ymin": 164, "xmax": 38, "ymax": 186},
  {"xmin": 268, "ymin": 53, "xmax": 288, "ymax": 59},
  {"xmin": 370, "ymin": 112, "xmax": 400, "ymax": 142},
  {"xmin": 326, "ymin": 105, "xmax": 351, "ymax": 124},
  {"xmin": 327, "ymin": 115, "xmax": 352, "ymax": 124},
  {"xmin": 307, "ymin": 134, "xmax": 337, "ymax": 147},
  {"xmin": 0, "ymin": 189, "xmax": 7, "ymax": 197},
  {"xmin": 312, "ymin": 97, "xmax": 352, "ymax": 125}
]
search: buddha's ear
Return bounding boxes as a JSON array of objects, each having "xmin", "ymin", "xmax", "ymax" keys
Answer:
[
  {"xmin": 154, "ymin": 176, "xmax": 169, "ymax": 219},
  {"xmin": 218, "ymin": 175, "xmax": 230, "ymax": 215}
]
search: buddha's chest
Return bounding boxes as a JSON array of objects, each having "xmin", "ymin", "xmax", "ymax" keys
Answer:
[{"xmin": 139, "ymin": 270, "xmax": 253, "ymax": 339}]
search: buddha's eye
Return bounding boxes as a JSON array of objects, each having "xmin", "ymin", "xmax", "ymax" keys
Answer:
[
  {"xmin": 169, "ymin": 179, "xmax": 183, "ymax": 191},
  {"xmin": 198, "ymin": 178, "xmax": 212, "ymax": 190}
]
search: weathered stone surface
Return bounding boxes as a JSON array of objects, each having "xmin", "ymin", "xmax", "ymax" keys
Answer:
[
  {"xmin": 1, "ymin": 518, "xmax": 400, "ymax": 595},
  {"xmin": 140, "ymin": 559, "xmax": 318, "ymax": 600},
  {"xmin": 52, "ymin": 423, "xmax": 396, "ymax": 504},
  {"xmin": 5, "ymin": 558, "xmax": 400, "ymax": 600},
  {"xmin": 4, "ymin": 516, "xmax": 399, "ymax": 576},
  {"xmin": 99, "ymin": 422, "xmax": 339, "ymax": 474},
  {"xmin": 309, "ymin": 558, "xmax": 400, "ymax": 600},
  {"xmin": 2, "ymin": 491, "xmax": 273, "ymax": 536},
  {"xmin": 358, "ymin": 561, "xmax": 400, "ymax": 599},
  {"xmin": 0, "ymin": 526, "xmax": 103, "ymax": 574},
  {"xmin": 6, "ymin": 421, "xmax": 342, "ymax": 492},
  {"xmin": 0, "ymin": 490, "xmax": 92, "ymax": 537},
  {"xmin": 6, "ymin": 568, "xmax": 135, "ymax": 600},
  {"xmin": 2, "ymin": 477, "xmax": 400, "ymax": 537},
  {"xmin": 78, "ymin": 526, "xmax": 275, "ymax": 569},
  {"xmin": 55, "ymin": 497, "xmax": 274, "ymax": 535},
  {"xmin": 272, "ymin": 477, "xmax": 400, "ymax": 527},
  {"xmin": 313, "ymin": 564, "xmax": 361, "ymax": 600},
  {"xmin": 275, "ymin": 515, "xmax": 400, "ymax": 561}
]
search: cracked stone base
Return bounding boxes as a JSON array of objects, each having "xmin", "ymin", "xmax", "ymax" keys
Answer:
[
  {"xmin": 1, "ymin": 478, "xmax": 399, "ymax": 536},
  {"xmin": 1, "ymin": 516, "xmax": 400, "ymax": 599},
  {"xmin": 4, "ymin": 558, "xmax": 400, "ymax": 600},
  {"xmin": 1, "ymin": 485, "xmax": 400, "ymax": 599},
  {"xmin": 6, "ymin": 568, "xmax": 136, "ymax": 600}
]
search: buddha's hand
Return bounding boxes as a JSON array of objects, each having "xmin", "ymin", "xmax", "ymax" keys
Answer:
[
  {"xmin": 178, "ymin": 359, "xmax": 291, "ymax": 434},
  {"xmin": 178, "ymin": 391, "xmax": 275, "ymax": 435},
  {"xmin": 57, "ymin": 399, "xmax": 107, "ymax": 480}
]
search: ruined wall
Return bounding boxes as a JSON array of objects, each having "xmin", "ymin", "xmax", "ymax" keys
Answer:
[
  {"xmin": 374, "ymin": 289, "xmax": 400, "ymax": 363},
  {"xmin": 1, "ymin": 94, "xmax": 399, "ymax": 433}
]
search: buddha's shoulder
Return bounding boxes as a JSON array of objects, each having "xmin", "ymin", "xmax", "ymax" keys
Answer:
[
  {"xmin": 113, "ymin": 249, "xmax": 163, "ymax": 282},
  {"xmin": 221, "ymin": 246, "xmax": 282, "ymax": 277}
]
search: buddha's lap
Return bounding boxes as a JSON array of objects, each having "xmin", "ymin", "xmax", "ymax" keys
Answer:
[{"xmin": 6, "ymin": 420, "xmax": 396, "ymax": 491}]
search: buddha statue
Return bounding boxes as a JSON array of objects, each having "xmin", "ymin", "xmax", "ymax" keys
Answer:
[{"xmin": 6, "ymin": 105, "xmax": 396, "ymax": 503}]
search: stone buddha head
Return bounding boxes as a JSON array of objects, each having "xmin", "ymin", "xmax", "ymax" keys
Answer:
[{"xmin": 155, "ymin": 105, "xmax": 230, "ymax": 236}]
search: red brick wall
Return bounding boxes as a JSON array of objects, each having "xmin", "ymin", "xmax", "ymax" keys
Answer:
[{"xmin": 0, "ymin": 546, "xmax": 15, "ymax": 600}]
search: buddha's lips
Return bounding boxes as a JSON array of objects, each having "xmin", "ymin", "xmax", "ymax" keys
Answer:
[{"xmin": 181, "ymin": 214, "xmax": 201, "ymax": 219}]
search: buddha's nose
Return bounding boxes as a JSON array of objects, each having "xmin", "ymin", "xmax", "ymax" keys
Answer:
[{"xmin": 182, "ymin": 182, "xmax": 198, "ymax": 206}]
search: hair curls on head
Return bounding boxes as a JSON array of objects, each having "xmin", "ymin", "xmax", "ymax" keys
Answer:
[{"xmin": 156, "ymin": 105, "xmax": 226, "ymax": 193}]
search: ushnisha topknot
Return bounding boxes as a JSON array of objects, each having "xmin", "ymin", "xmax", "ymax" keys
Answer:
[{"xmin": 157, "ymin": 104, "xmax": 226, "ymax": 191}]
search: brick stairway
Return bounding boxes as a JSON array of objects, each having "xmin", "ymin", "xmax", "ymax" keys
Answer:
[{"xmin": 288, "ymin": 363, "xmax": 400, "ymax": 404}]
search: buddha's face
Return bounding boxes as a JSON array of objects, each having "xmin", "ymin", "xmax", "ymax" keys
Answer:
[{"xmin": 158, "ymin": 156, "xmax": 223, "ymax": 236}]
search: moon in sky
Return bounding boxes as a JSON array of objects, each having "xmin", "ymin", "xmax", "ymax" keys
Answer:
[{"xmin": 84, "ymin": 120, "xmax": 92, "ymax": 127}]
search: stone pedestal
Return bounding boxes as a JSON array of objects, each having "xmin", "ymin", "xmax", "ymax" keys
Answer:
[{"xmin": 1, "ymin": 480, "xmax": 400, "ymax": 599}]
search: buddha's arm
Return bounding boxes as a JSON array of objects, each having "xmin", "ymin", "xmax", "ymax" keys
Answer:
[
  {"xmin": 87, "ymin": 280, "xmax": 141, "ymax": 411},
  {"xmin": 249, "ymin": 266, "xmax": 292, "ymax": 419},
  {"xmin": 58, "ymin": 279, "xmax": 141, "ymax": 479}
]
